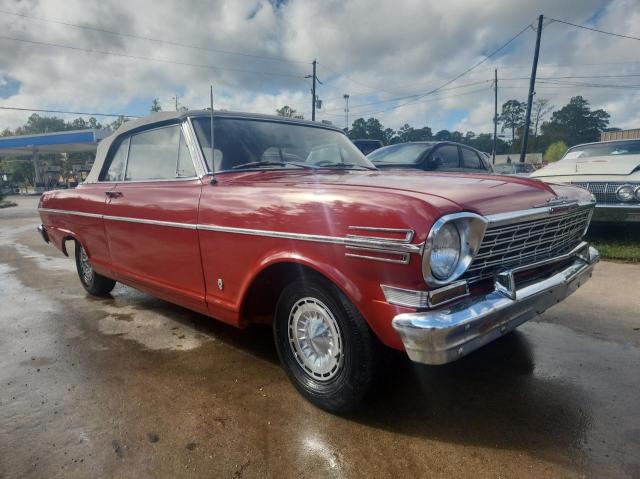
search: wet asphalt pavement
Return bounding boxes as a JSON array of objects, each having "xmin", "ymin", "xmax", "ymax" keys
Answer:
[{"xmin": 1, "ymin": 197, "xmax": 639, "ymax": 478}]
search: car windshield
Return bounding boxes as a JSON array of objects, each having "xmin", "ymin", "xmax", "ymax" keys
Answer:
[
  {"xmin": 563, "ymin": 140, "xmax": 640, "ymax": 159},
  {"xmin": 192, "ymin": 117, "xmax": 376, "ymax": 172},
  {"xmin": 367, "ymin": 143, "xmax": 434, "ymax": 165}
]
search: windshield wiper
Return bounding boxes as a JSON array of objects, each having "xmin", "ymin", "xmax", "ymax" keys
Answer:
[
  {"xmin": 316, "ymin": 162, "xmax": 377, "ymax": 170},
  {"xmin": 231, "ymin": 161, "xmax": 317, "ymax": 170}
]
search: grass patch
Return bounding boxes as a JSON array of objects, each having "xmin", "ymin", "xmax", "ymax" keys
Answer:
[
  {"xmin": 586, "ymin": 223, "xmax": 640, "ymax": 262},
  {"xmin": 0, "ymin": 200, "xmax": 18, "ymax": 208}
]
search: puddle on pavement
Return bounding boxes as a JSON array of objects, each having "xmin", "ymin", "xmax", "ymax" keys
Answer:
[
  {"xmin": 97, "ymin": 302, "xmax": 209, "ymax": 351},
  {"xmin": 0, "ymin": 223, "xmax": 74, "ymax": 273}
]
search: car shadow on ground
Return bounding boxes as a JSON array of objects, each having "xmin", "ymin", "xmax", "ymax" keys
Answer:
[
  {"xmin": 350, "ymin": 331, "xmax": 590, "ymax": 458},
  {"xmin": 87, "ymin": 290, "xmax": 590, "ymax": 460}
]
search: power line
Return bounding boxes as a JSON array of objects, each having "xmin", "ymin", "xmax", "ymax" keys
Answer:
[
  {"xmin": 328, "ymin": 86, "xmax": 491, "ymax": 119},
  {"xmin": 0, "ymin": 34, "xmax": 305, "ymax": 79},
  {"xmin": 320, "ymin": 22, "xmax": 530, "ymax": 103},
  {"xmin": 0, "ymin": 106, "xmax": 140, "ymax": 118},
  {"xmin": 322, "ymin": 80, "xmax": 492, "ymax": 114},
  {"xmin": 0, "ymin": 8, "xmax": 310, "ymax": 65},
  {"xmin": 500, "ymin": 74, "xmax": 640, "ymax": 81},
  {"xmin": 548, "ymin": 17, "xmax": 640, "ymax": 42}
]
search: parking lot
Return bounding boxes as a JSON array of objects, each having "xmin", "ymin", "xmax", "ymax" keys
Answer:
[{"xmin": 1, "ymin": 196, "xmax": 639, "ymax": 478}]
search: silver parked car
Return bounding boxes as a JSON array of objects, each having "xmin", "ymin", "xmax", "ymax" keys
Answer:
[{"xmin": 530, "ymin": 139, "xmax": 640, "ymax": 223}]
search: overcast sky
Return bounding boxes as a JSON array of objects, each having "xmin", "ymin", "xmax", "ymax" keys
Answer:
[{"xmin": 0, "ymin": 0, "xmax": 638, "ymax": 134}]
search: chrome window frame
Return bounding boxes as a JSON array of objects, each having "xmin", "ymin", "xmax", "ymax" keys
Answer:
[
  {"xmin": 97, "ymin": 121, "xmax": 203, "ymax": 184},
  {"xmin": 186, "ymin": 114, "xmax": 372, "ymax": 175}
]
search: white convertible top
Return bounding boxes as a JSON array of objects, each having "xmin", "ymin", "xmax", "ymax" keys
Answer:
[{"xmin": 84, "ymin": 110, "xmax": 340, "ymax": 183}]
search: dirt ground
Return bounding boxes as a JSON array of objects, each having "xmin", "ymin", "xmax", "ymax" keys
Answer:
[{"xmin": 1, "ymin": 196, "xmax": 639, "ymax": 478}]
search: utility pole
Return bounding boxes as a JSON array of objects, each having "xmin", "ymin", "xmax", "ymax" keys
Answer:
[
  {"xmin": 493, "ymin": 68, "xmax": 498, "ymax": 165},
  {"xmin": 520, "ymin": 14, "xmax": 543, "ymax": 163},
  {"xmin": 174, "ymin": 95, "xmax": 179, "ymax": 111},
  {"xmin": 343, "ymin": 93, "xmax": 350, "ymax": 130},
  {"xmin": 311, "ymin": 60, "xmax": 317, "ymax": 121}
]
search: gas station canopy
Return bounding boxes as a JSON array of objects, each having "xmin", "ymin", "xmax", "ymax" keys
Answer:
[{"xmin": 0, "ymin": 129, "xmax": 110, "ymax": 156}]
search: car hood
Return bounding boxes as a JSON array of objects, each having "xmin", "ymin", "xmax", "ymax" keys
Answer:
[
  {"xmin": 237, "ymin": 171, "xmax": 587, "ymax": 216},
  {"xmin": 532, "ymin": 154, "xmax": 640, "ymax": 177}
]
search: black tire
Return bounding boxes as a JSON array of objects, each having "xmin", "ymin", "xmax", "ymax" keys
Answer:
[
  {"xmin": 273, "ymin": 276, "xmax": 382, "ymax": 412},
  {"xmin": 74, "ymin": 242, "xmax": 116, "ymax": 296}
]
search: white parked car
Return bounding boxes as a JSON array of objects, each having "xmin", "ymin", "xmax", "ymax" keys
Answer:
[{"xmin": 530, "ymin": 139, "xmax": 640, "ymax": 223}]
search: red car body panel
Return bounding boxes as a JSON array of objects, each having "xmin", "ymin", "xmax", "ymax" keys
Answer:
[{"xmin": 38, "ymin": 166, "xmax": 592, "ymax": 351}]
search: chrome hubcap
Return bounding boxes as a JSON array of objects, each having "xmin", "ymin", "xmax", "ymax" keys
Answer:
[
  {"xmin": 79, "ymin": 247, "xmax": 94, "ymax": 284},
  {"xmin": 288, "ymin": 297, "xmax": 343, "ymax": 381}
]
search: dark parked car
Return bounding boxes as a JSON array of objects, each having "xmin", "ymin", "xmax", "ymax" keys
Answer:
[
  {"xmin": 368, "ymin": 141, "xmax": 493, "ymax": 173},
  {"xmin": 352, "ymin": 139, "xmax": 383, "ymax": 155}
]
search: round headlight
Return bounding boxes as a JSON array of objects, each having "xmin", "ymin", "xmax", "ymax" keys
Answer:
[
  {"xmin": 616, "ymin": 185, "xmax": 634, "ymax": 202},
  {"xmin": 430, "ymin": 222, "xmax": 461, "ymax": 280},
  {"xmin": 635, "ymin": 186, "xmax": 640, "ymax": 201}
]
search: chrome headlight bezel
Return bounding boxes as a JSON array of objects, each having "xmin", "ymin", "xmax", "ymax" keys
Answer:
[
  {"xmin": 634, "ymin": 185, "xmax": 640, "ymax": 201},
  {"xmin": 616, "ymin": 184, "xmax": 634, "ymax": 202},
  {"xmin": 422, "ymin": 212, "xmax": 488, "ymax": 287}
]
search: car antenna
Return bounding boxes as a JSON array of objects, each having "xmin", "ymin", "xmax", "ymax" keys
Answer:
[{"xmin": 209, "ymin": 84, "xmax": 217, "ymax": 185}]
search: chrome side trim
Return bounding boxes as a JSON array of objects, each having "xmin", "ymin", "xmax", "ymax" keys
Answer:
[
  {"xmin": 102, "ymin": 214, "xmax": 198, "ymax": 230},
  {"xmin": 197, "ymin": 223, "xmax": 424, "ymax": 254},
  {"xmin": 347, "ymin": 226, "xmax": 414, "ymax": 243},
  {"xmin": 345, "ymin": 246, "xmax": 410, "ymax": 264},
  {"xmin": 485, "ymin": 200, "xmax": 595, "ymax": 227},
  {"xmin": 38, "ymin": 208, "xmax": 103, "ymax": 219},
  {"xmin": 37, "ymin": 208, "xmax": 423, "ymax": 255}
]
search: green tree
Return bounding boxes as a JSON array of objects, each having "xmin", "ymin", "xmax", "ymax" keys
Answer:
[
  {"xmin": 150, "ymin": 98, "xmax": 162, "ymax": 112},
  {"xmin": 348, "ymin": 118, "xmax": 368, "ymax": 139},
  {"xmin": 347, "ymin": 117, "xmax": 396, "ymax": 144},
  {"xmin": 276, "ymin": 105, "xmax": 303, "ymax": 119},
  {"xmin": 541, "ymin": 96, "xmax": 609, "ymax": 147},
  {"xmin": 397, "ymin": 124, "xmax": 432, "ymax": 142},
  {"xmin": 544, "ymin": 141, "xmax": 568, "ymax": 162},
  {"xmin": 499, "ymin": 99, "xmax": 526, "ymax": 152},
  {"xmin": 532, "ymin": 98, "xmax": 553, "ymax": 150},
  {"xmin": 434, "ymin": 130, "xmax": 451, "ymax": 141}
]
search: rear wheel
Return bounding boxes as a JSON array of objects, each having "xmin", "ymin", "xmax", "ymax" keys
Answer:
[
  {"xmin": 74, "ymin": 242, "xmax": 116, "ymax": 296},
  {"xmin": 273, "ymin": 277, "xmax": 382, "ymax": 412}
]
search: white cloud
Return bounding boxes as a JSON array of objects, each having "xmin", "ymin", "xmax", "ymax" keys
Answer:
[{"xmin": 0, "ymin": 0, "xmax": 638, "ymax": 137}]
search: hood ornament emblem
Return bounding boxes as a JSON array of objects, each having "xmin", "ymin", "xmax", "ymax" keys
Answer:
[{"xmin": 534, "ymin": 196, "xmax": 579, "ymax": 214}]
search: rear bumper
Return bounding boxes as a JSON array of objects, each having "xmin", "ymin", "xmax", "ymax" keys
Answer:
[
  {"xmin": 37, "ymin": 224, "xmax": 50, "ymax": 243},
  {"xmin": 592, "ymin": 204, "xmax": 640, "ymax": 223},
  {"xmin": 392, "ymin": 243, "xmax": 599, "ymax": 365}
]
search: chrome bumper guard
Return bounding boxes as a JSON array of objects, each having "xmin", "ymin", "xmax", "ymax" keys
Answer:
[
  {"xmin": 392, "ymin": 242, "xmax": 599, "ymax": 365},
  {"xmin": 37, "ymin": 224, "xmax": 49, "ymax": 243}
]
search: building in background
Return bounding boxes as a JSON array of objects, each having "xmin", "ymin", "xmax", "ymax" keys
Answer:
[{"xmin": 601, "ymin": 129, "xmax": 640, "ymax": 141}]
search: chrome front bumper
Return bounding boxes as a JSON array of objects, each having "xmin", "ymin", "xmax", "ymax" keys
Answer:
[
  {"xmin": 592, "ymin": 204, "xmax": 640, "ymax": 223},
  {"xmin": 392, "ymin": 242, "xmax": 599, "ymax": 365}
]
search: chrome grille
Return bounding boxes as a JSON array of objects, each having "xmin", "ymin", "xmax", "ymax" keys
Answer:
[
  {"xmin": 465, "ymin": 208, "xmax": 592, "ymax": 282},
  {"xmin": 572, "ymin": 182, "xmax": 640, "ymax": 204}
]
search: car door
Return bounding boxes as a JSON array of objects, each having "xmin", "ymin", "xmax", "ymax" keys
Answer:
[
  {"xmin": 101, "ymin": 122, "xmax": 207, "ymax": 314},
  {"xmin": 423, "ymin": 144, "xmax": 461, "ymax": 172}
]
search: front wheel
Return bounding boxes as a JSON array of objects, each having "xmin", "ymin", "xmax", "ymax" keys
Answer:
[
  {"xmin": 273, "ymin": 277, "xmax": 382, "ymax": 412},
  {"xmin": 75, "ymin": 242, "xmax": 116, "ymax": 296}
]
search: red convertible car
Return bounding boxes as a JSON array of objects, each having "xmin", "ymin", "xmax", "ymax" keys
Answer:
[{"xmin": 38, "ymin": 110, "xmax": 599, "ymax": 411}]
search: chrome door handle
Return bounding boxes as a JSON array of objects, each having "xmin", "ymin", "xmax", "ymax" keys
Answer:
[{"xmin": 105, "ymin": 191, "xmax": 123, "ymax": 198}]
